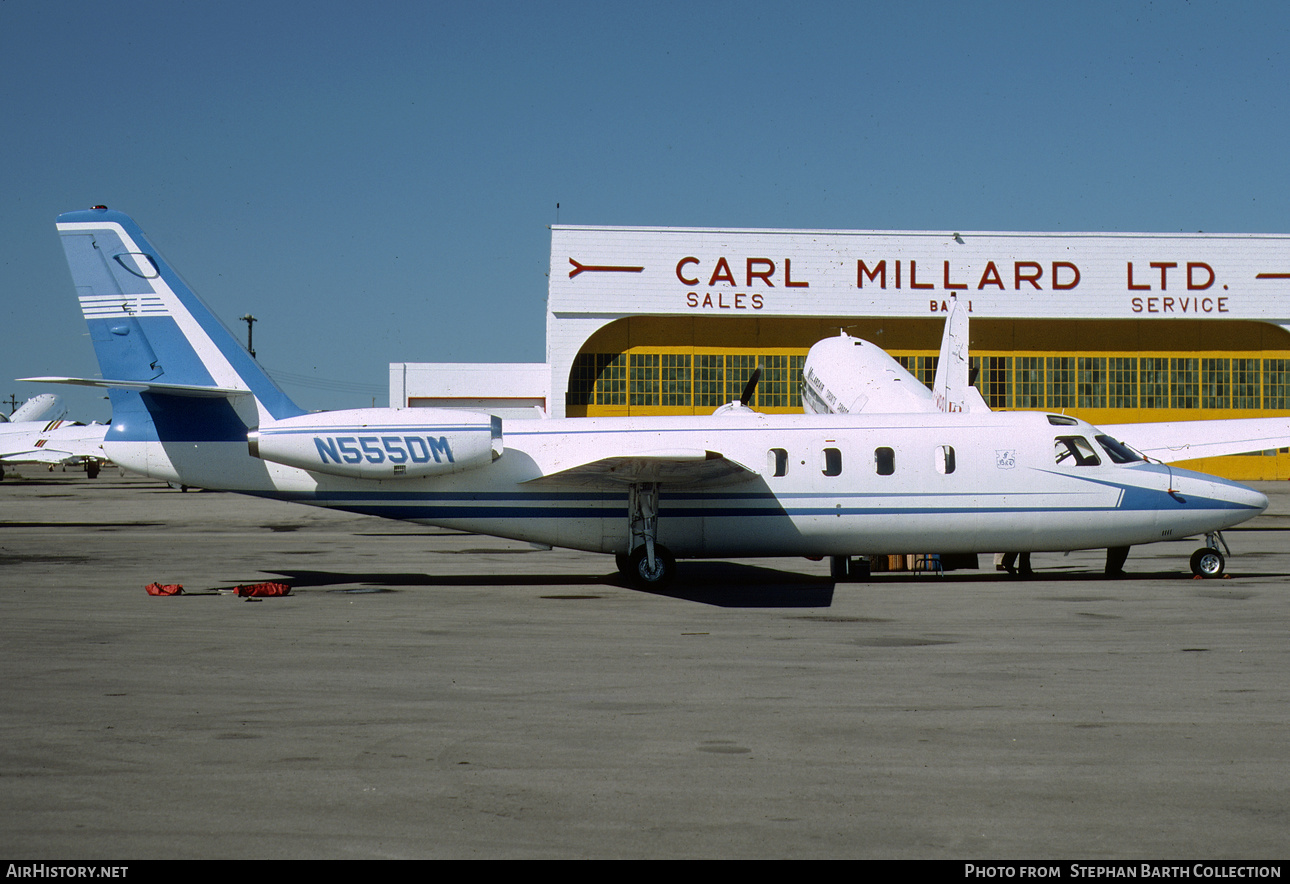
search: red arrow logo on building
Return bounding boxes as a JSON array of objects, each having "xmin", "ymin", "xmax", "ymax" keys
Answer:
[{"xmin": 568, "ymin": 258, "xmax": 644, "ymax": 279}]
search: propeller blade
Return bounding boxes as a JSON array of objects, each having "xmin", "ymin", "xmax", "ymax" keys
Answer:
[{"xmin": 740, "ymin": 365, "xmax": 764, "ymax": 406}]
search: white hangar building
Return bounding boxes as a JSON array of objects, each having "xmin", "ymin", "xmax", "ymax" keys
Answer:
[{"xmin": 391, "ymin": 225, "xmax": 1290, "ymax": 479}]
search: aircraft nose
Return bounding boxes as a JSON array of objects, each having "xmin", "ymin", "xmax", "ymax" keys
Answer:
[
  {"xmin": 1186, "ymin": 473, "xmax": 1268, "ymax": 516},
  {"xmin": 1240, "ymin": 484, "xmax": 1270, "ymax": 514}
]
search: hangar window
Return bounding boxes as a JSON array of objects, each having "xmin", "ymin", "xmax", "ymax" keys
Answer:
[
  {"xmin": 874, "ymin": 447, "xmax": 895, "ymax": 476},
  {"xmin": 1141, "ymin": 358, "xmax": 1170, "ymax": 408},
  {"xmin": 1265, "ymin": 359, "xmax": 1290, "ymax": 409},
  {"xmin": 693, "ymin": 354, "xmax": 725, "ymax": 408},
  {"xmin": 1047, "ymin": 356, "xmax": 1076, "ymax": 409},
  {"xmin": 985, "ymin": 356, "xmax": 1012, "ymax": 408},
  {"xmin": 822, "ymin": 447, "xmax": 843, "ymax": 477},
  {"xmin": 660, "ymin": 354, "xmax": 692, "ymax": 407},
  {"xmin": 1078, "ymin": 357, "xmax": 1107, "ymax": 408},
  {"xmin": 896, "ymin": 355, "xmax": 938, "ymax": 389},
  {"xmin": 1171, "ymin": 358, "xmax": 1199, "ymax": 409},
  {"xmin": 1232, "ymin": 359, "xmax": 1260, "ymax": 409},
  {"xmin": 1015, "ymin": 357, "xmax": 1045, "ymax": 408},
  {"xmin": 1054, "ymin": 436, "xmax": 1101, "ymax": 467},
  {"xmin": 629, "ymin": 353, "xmax": 660, "ymax": 406},
  {"xmin": 1109, "ymin": 357, "xmax": 1138, "ymax": 408},
  {"xmin": 758, "ymin": 355, "xmax": 793, "ymax": 407},
  {"xmin": 769, "ymin": 448, "xmax": 789, "ymax": 477}
]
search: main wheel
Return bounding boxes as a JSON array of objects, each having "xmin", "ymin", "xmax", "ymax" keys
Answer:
[
  {"xmin": 1190, "ymin": 547, "xmax": 1225, "ymax": 578},
  {"xmin": 628, "ymin": 544, "xmax": 676, "ymax": 589}
]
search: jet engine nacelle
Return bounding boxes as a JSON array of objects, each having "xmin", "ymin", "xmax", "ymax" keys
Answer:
[{"xmin": 248, "ymin": 408, "xmax": 502, "ymax": 480}]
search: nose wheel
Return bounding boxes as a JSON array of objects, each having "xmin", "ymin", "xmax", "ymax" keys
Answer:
[
  {"xmin": 1189, "ymin": 532, "xmax": 1229, "ymax": 578},
  {"xmin": 1189, "ymin": 547, "xmax": 1225, "ymax": 578}
]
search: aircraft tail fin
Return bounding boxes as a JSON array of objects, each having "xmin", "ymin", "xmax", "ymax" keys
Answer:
[
  {"xmin": 50, "ymin": 208, "xmax": 307, "ymax": 485},
  {"xmin": 931, "ymin": 296, "xmax": 988, "ymax": 413},
  {"xmin": 54, "ymin": 207, "xmax": 305, "ymax": 424},
  {"xmin": 931, "ymin": 296, "xmax": 969, "ymax": 412}
]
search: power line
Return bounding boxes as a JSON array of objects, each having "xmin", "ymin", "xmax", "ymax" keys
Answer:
[{"xmin": 260, "ymin": 364, "xmax": 386, "ymax": 395}]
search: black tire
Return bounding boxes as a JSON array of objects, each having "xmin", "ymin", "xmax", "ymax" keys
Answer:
[
  {"xmin": 628, "ymin": 544, "xmax": 676, "ymax": 589},
  {"xmin": 1190, "ymin": 547, "xmax": 1225, "ymax": 579}
]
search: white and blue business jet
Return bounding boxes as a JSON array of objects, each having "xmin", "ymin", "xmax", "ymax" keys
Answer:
[{"xmin": 27, "ymin": 208, "xmax": 1269, "ymax": 586}]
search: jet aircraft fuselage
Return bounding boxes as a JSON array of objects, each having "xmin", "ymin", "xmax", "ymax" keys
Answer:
[
  {"xmin": 102, "ymin": 401, "xmax": 1264, "ymax": 560},
  {"xmin": 27, "ymin": 208, "xmax": 1272, "ymax": 585}
]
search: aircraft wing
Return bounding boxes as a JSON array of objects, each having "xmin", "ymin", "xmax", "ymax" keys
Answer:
[
  {"xmin": 0, "ymin": 424, "xmax": 108, "ymax": 464},
  {"xmin": 525, "ymin": 449, "xmax": 759, "ymax": 487},
  {"xmin": 1, "ymin": 447, "xmax": 87, "ymax": 465},
  {"xmin": 1104, "ymin": 417, "xmax": 1290, "ymax": 463}
]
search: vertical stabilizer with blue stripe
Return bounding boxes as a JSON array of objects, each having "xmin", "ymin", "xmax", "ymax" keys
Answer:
[{"xmin": 55, "ymin": 207, "xmax": 306, "ymax": 483}]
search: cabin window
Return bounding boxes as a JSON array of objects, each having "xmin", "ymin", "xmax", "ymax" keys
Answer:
[
  {"xmin": 1054, "ymin": 435, "xmax": 1101, "ymax": 467},
  {"xmin": 874, "ymin": 446, "xmax": 895, "ymax": 476},
  {"xmin": 769, "ymin": 447, "xmax": 789, "ymax": 477},
  {"xmin": 935, "ymin": 445, "xmax": 955, "ymax": 475},
  {"xmin": 822, "ymin": 447, "xmax": 843, "ymax": 477}
]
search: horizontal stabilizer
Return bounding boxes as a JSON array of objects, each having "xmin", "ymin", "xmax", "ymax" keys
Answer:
[
  {"xmin": 1106, "ymin": 417, "xmax": 1290, "ymax": 463},
  {"xmin": 20, "ymin": 376, "xmax": 250, "ymax": 398},
  {"xmin": 526, "ymin": 448, "xmax": 759, "ymax": 487}
]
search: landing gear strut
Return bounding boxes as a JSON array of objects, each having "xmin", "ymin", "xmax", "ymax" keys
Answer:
[
  {"xmin": 624, "ymin": 482, "xmax": 676, "ymax": 588},
  {"xmin": 1105, "ymin": 546, "xmax": 1130, "ymax": 577}
]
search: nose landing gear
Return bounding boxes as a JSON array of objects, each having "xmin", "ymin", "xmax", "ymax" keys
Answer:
[{"xmin": 1189, "ymin": 532, "xmax": 1230, "ymax": 579}]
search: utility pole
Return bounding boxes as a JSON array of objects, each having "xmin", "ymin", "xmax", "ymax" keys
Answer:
[
  {"xmin": 3, "ymin": 394, "xmax": 18, "ymax": 415},
  {"xmin": 239, "ymin": 314, "xmax": 257, "ymax": 358}
]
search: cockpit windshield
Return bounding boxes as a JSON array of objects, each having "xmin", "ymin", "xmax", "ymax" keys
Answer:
[
  {"xmin": 1095, "ymin": 434, "xmax": 1146, "ymax": 464},
  {"xmin": 1054, "ymin": 435, "xmax": 1102, "ymax": 467}
]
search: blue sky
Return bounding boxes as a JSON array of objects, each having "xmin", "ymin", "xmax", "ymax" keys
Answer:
[{"xmin": 3, "ymin": 0, "xmax": 1289, "ymax": 421}]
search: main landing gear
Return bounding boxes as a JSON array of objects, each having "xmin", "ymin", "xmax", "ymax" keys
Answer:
[
  {"xmin": 618, "ymin": 482, "xmax": 676, "ymax": 589},
  {"xmin": 1189, "ymin": 532, "xmax": 1230, "ymax": 579}
]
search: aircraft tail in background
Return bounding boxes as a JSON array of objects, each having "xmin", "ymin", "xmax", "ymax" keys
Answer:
[{"xmin": 931, "ymin": 295, "xmax": 989, "ymax": 414}]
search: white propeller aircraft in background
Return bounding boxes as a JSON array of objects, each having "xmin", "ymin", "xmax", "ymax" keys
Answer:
[
  {"xmin": 5, "ymin": 394, "xmax": 66, "ymax": 424},
  {"xmin": 799, "ymin": 296, "xmax": 1290, "ymax": 577},
  {"xmin": 801, "ymin": 295, "xmax": 990, "ymax": 418},
  {"xmin": 22, "ymin": 209, "xmax": 1273, "ymax": 586},
  {"xmin": 802, "ymin": 295, "xmax": 1290, "ymax": 463}
]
